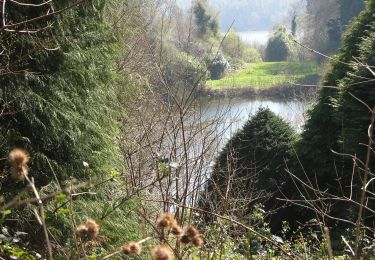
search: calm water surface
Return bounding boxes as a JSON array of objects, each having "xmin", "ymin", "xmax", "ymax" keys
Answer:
[
  {"xmin": 172, "ymin": 97, "xmax": 308, "ymax": 200},
  {"xmin": 200, "ymin": 97, "xmax": 307, "ymax": 143}
]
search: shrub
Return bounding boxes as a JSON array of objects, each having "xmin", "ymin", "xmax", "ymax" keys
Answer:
[
  {"xmin": 242, "ymin": 47, "xmax": 262, "ymax": 63},
  {"xmin": 265, "ymin": 26, "xmax": 297, "ymax": 62},
  {"xmin": 163, "ymin": 47, "xmax": 206, "ymax": 90},
  {"xmin": 207, "ymin": 53, "xmax": 229, "ymax": 80},
  {"xmin": 202, "ymin": 108, "xmax": 296, "ymax": 232},
  {"xmin": 222, "ymin": 29, "xmax": 262, "ymax": 66}
]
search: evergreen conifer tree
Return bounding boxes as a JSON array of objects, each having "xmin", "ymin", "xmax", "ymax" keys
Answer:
[
  {"xmin": 0, "ymin": 1, "xmax": 120, "ymax": 185},
  {"xmin": 295, "ymin": 0, "xmax": 375, "ymax": 229},
  {"xmin": 296, "ymin": 0, "xmax": 375, "ymax": 190},
  {"xmin": 203, "ymin": 108, "xmax": 296, "ymax": 231}
]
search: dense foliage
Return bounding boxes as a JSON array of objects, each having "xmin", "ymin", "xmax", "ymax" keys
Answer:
[
  {"xmin": 0, "ymin": 1, "xmax": 145, "ymax": 258},
  {"xmin": 295, "ymin": 0, "xmax": 375, "ymax": 231},
  {"xmin": 221, "ymin": 29, "xmax": 262, "ymax": 67},
  {"xmin": 0, "ymin": 1, "xmax": 119, "ymax": 185},
  {"xmin": 202, "ymin": 108, "xmax": 296, "ymax": 231},
  {"xmin": 193, "ymin": 0, "xmax": 219, "ymax": 38},
  {"xmin": 297, "ymin": 0, "xmax": 375, "ymax": 188},
  {"xmin": 265, "ymin": 26, "xmax": 297, "ymax": 62}
]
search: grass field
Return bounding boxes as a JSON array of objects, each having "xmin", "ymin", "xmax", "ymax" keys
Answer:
[{"xmin": 206, "ymin": 61, "xmax": 321, "ymax": 90}]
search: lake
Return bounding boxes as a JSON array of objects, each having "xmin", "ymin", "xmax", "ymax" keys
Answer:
[
  {"xmin": 172, "ymin": 97, "xmax": 309, "ymax": 200},
  {"xmin": 199, "ymin": 97, "xmax": 307, "ymax": 144},
  {"xmin": 238, "ymin": 30, "xmax": 270, "ymax": 45}
]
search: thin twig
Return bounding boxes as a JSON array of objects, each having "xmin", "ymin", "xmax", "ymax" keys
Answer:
[
  {"xmin": 323, "ymin": 227, "xmax": 333, "ymax": 260},
  {"xmin": 293, "ymin": 39, "xmax": 375, "ymax": 68},
  {"xmin": 2, "ymin": 0, "xmax": 86, "ymax": 30},
  {"xmin": 354, "ymin": 105, "xmax": 375, "ymax": 258},
  {"xmin": 100, "ymin": 237, "xmax": 152, "ymax": 260},
  {"xmin": 8, "ymin": 0, "xmax": 52, "ymax": 7},
  {"xmin": 342, "ymin": 235, "xmax": 355, "ymax": 256},
  {"xmin": 24, "ymin": 175, "xmax": 53, "ymax": 260},
  {"xmin": 0, "ymin": 182, "xmax": 89, "ymax": 211}
]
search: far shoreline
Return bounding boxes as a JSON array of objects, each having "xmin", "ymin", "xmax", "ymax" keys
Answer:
[{"xmin": 199, "ymin": 84, "xmax": 317, "ymax": 100}]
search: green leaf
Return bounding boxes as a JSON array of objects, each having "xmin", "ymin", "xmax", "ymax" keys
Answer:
[
  {"xmin": 110, "ymin": 169, "xmax": 118, "ymax": 179},
  {"xmin": 55, "ymin": 194, "xmax": 67, "ymax": 201},
  {"xmin": 2, "ymin": 210, "xmax": 11, "ymax": 216},
  {"xmin": 57, "ymin": 209, "xmax": 70, "ymax": 215}
]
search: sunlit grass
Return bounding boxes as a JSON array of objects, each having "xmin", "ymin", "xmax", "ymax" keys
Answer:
[{"xmin": 206, "ymin": 61, "xmax": 321, "ymax": 90}]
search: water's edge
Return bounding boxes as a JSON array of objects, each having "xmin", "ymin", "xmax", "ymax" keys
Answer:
[{"xmin": 199, "ymin": 84, "xmax": 317, "ymax": 100}]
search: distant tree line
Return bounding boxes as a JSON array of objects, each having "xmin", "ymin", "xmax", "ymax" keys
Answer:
[
  {"xmin": 302, "ymin": 0, "xmax": 365, "ymax": 58},
  {"xmin": 264, "ymin": 0, "xmax": 365, "ymax": 62}
]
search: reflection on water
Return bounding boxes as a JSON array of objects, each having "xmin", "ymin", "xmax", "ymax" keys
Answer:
[{"xmin": 199, "ymin": 97, "xmax": 307, "ymax": 145}]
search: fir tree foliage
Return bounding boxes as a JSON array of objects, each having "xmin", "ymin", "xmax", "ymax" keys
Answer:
[
  {"xmin": 0, "ymin": 0, "xmax": 120, "ymax": 185},
  {"xmin": 204, "ymin": 108, "xmax": 296, "ymax": 230},
  {"xmin": 335, "ymin": 31, "xmax": 375, "ymax": 181},
  {"xmin": 296, "ymin": 0, "xmax": 375, "ymax": 191},
  {"xmin": 294, "ymin": 1, "xmax": 375, "ymax": 233},
  {"xmin": 215, "ymin": 108, "xmax": 295, "ymax": 188},
  {"xmin": 338, "ymin": 0, "xmax": 365, "ymax": 31}
]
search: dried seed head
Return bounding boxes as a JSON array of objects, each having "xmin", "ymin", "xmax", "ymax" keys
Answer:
[
  {"xmin": 171, "ymin": 224, "xmax": 183, "ymax": 236},
  {"xmin": 9, "ymin": 149, "xmax": 29, "ymax": 181},
  {"xmin": 9, "ymin": 149, "xmax": 29, "ymax": 165},
  {"xmin": 184, "ymin": 226, "xmax": 199, "ymax": 239},
  {"xmin": 122, "ymin": 242, "xmax": 141, "ymax": 255},
  {"xmin": 11, "ymin": 165, "xmax": 28, "ymax": 181},
  {"xmin": 157, "ymin": 213, "xmax": 176, "ymax": 229},
  {"xmin": 180, "ymin": 225, "xmax": 203, "ymax": 246},
  {"xmin": 151, "ymin": 245, "xmax": 173, "ymax": 260},
  {"xmin": 76, "ymin": 224, "xmax": 89, "ymax": 237},
  {"xmin": 192, "ymin": 236, "xmax": 204, "ymax": 247},
  {"xmin": 76, "ymin": 219, "xmax": 99, "ymax": 240},
  {"xmin": 157, "ymin": 218, "xmax": 169, "ymax": 228},
  {"xmin": 122, "ymin": 246, "xmax": 131, "ymax": 255},
  {"xmin": 85, "ymin": 219, "xmax": 99, "ymax": 239},
  {"xmin": 180, "ymin": 235, "xmax": 190, "ymax": 244},
  {"xmin": 129, "ymin": 242, "xmax": 141, "ymax": 255}
]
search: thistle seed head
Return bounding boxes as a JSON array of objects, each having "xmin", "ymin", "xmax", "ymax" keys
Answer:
[
  {"xmin": 122, "ymin": 242, "xmax": 141, "ymax": 255},
  {"xmin": 76, "ymin": 219, "xmax": 99, "ymax": 240},
  {"xmin": 171, "ymin": 224, "xmax": 183, "ymax": 236},
  {"xmin": 157, "ymin": 213, "xmax": 176, "ymax": 229},
  {"xmin": 151, "ymin": 245, "xmax": 173, "ymax": 260},
  {"xmin": 192, "ymin": 236, "xmax": 204, "ymax": 247},
  {"xmin": 9, "ymin": 149, "xmax": 29, "ymax": 181}
]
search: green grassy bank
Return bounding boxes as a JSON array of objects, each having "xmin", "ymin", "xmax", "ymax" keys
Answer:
[{"xmin": 206, "ymin": 61, "xmax": 321, "ymax": 90}]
